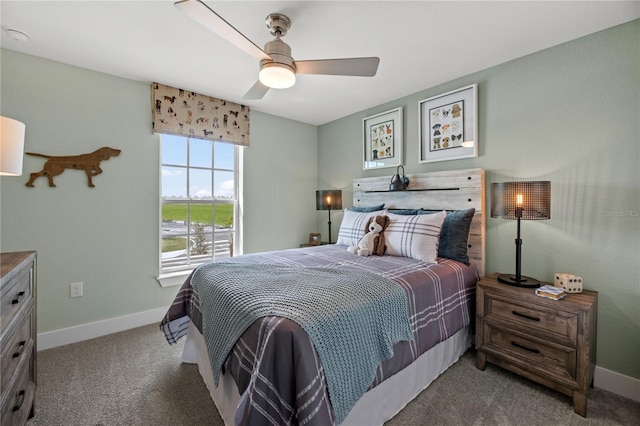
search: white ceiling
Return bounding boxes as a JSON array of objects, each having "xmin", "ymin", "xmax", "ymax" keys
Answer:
[{"xmin": 1, "ymin": 1, "xmax": 638, "ymax": 126}]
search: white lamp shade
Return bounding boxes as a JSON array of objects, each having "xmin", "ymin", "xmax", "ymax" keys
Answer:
[
  {"xmin": 0, "ymin": 116, "xmax": 26, "ymax": 176},
  {"xmin": 259, "ymin": 63, "xmax": 296, "ymax": 89}
]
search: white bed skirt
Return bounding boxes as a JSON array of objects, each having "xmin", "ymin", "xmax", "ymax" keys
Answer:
[{"xmin": 182, "ymin": 322, "xmax": 471, "ymax": 426}]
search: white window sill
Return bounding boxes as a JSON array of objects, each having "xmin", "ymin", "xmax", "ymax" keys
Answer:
[{"xmin": 157, "ymin": 270, "xmax": 192, "ymax": 288}]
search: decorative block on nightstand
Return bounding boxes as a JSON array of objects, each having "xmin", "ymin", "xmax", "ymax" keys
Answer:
[{"xmin": 554, "ymin": 272, "xmax": 583, "ymax": 293}]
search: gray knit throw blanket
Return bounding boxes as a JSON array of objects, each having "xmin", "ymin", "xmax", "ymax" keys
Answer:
[{"xmin": 190, "ymin": 262, "xmax": 413, "ymax": 424}]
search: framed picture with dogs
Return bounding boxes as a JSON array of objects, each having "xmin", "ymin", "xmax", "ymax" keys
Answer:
[
  {"xmin": 419, "ymin": 84, "xmax": 478, "ymax": 163},
  {"xmin": 363, "ymin": 107, "xmax": 403, "ymax": 170}
]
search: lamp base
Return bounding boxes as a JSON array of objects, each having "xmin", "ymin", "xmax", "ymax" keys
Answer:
[{"xmin": 497, "ymin": 274, "xmax": 541, "ymax": 288}]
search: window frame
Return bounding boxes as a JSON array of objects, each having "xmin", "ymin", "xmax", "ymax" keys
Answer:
[{"xmin": 157, "ymin": 135, "xmax": 242, "ymax": 287}]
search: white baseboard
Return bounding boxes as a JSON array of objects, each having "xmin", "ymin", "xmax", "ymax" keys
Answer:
[
  {"xmin": 37, "ymin": 306, "xmax": 169, "ymax": 351},
  {"xmin": 594, "ymin": 365, "xmax": 640, "ymax": 403},
  {"xmin": 37, "ymin": 307, "xmax": 640, "ymax": 404}
]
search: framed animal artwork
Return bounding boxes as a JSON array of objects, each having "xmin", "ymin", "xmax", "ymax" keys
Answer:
[
  {"xmin": 419, "ymin": 84, "xmax": 478, "ymax": 163},
  {"xmin": 363, "ymin": 107, "xmax": 403, "ymax": 170}
]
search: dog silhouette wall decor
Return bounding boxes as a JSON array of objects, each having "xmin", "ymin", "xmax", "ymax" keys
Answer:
[{"xmin": 25, "ymin": 147, "xmax": 121, "ymax": 188}]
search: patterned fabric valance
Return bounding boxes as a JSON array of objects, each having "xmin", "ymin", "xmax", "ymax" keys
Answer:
[{"xmin": 152, "ymin": 82, "xmax": 250, "ymax": 146}]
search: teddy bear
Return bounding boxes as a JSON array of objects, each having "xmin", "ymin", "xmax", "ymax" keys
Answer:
[{"xmin": 347, "ymin": 215, "xmax": 390, "ymax": 256}]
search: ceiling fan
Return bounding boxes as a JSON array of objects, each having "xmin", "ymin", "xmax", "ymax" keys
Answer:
[{"xmin": 174, "ymin": 0, "xmax": 380, "ymax": 100}]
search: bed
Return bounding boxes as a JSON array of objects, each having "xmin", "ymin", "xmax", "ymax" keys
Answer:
[{"xmin": 161, "ymin": 168, "xmax": 485, "ymax": 425}]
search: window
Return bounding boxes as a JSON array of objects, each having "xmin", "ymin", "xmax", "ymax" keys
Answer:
[{"xmin": 159, "ymin": 134, "xmax": 241, "ymax": 279}]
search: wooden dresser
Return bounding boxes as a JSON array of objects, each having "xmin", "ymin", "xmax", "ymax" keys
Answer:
[
  {"xmin": 1, "ymin": 251, "xmax": 37, "ymax": 426},
  {"xmin": 475, "ymin": 274, "xmax": 597, "ymax": 417}
]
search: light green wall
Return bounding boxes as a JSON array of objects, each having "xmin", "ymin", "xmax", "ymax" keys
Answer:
[
  {"xmin": 318, "ymin": 20, "xmax": 640, "ymax": 379},
  {"xmin": 2, "ymin": 20, "xmax": 638, "ymax": 380},
  {"xmin": 0, "ymin": 49, "xmax": 318, "ymax": 332},
  {"xmin": 243, "ymin": 111, "xmax": 318, "ymax": 253}
]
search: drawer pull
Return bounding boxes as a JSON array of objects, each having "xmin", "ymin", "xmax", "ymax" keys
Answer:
[
  {"xmin": 511, "ymin": 341, "xmax": 540, "ymax": 354},
  {"xmin": 11, "ymin": 291, "xmax": 26, "ymax": 305},
  {"xmin": 512, "ymin": 310, "xmax": 540, "ymax": 322},
  {"xmin": 12, "ymin": 390, "xmax": 26, "ymax": 412},
  {"xmin": 13, "ymin": 340, "xmax": 27, "ymax": 358}
]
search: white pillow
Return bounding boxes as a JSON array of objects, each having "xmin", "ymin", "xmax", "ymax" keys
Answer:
[
  {"xmin": 385, "ymin": 211, "xmax": 447, "ymax": 263},
  {"xmin": 336, "ymin": 209, "xmax": 386, "ymax": 246}
]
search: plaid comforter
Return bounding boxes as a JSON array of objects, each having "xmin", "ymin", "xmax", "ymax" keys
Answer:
[{"xmin": 161, "ymin": 244, "xmax": 478, "ymax": 426}]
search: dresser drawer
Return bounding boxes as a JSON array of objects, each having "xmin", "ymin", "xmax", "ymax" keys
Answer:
[
  {"xmin": 0, "ymin": 267, "xmax": 33, "ymax": 338},
  {"xmin": 482, "ymin": 322, "xmax": 578, "ymax": 385},
  {"xmin": 0, "ymin": 306, "xmax": 34, "ymax": 399},
  {"xmin": 486, "ymin": 295, "xmax": 577, "ymax": 344},
  {"xmin": 0, "ymin": 360, "xmax": 35, "ymax": 426}
]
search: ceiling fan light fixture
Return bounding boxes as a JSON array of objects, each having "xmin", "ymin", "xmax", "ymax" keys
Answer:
[{"xmin": 259, "ymin": 63, "xmax": 296, "ymax": 89}]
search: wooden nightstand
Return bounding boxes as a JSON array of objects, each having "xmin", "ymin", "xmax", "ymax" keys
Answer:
[
  {"xmin": 299, "ymin": 242, "xmax": 329, "ymax": 248},
  {"xmin": 475, "ymin": 274, "xmax": 597, "ymax": 417}
]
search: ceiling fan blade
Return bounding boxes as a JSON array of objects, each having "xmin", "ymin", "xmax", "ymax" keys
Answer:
[
  {"xmin": 174, "ymin": 0, "xmax": 270, "ymax": 61},
  {"xmin": 243, "ymin": 81, "xmax": 270, "ymax": 100},
  {"xmin": 295, "ymin": 57, "xmax": 380, "ymax": 77}
]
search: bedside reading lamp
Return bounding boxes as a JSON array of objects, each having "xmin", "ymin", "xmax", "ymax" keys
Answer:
[
  {"xmin": 316, "ymin": 190, "xmax": 342, "ymax": 244},
  {"xmin": 0, "ymin": 116, "xmax": 26, "ymax": 176},
  {"xmin": 491, "ymin": 180, "xmax": 551, "ymax": 288}
]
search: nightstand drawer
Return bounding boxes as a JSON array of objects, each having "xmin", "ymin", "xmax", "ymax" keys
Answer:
[
  {"xmin": 486, "ymin": 295, "xmax": 577, "ymax": 344},
  {"xmin": 483, "ymin": 323, "xmax": 578, "ymax": 384},
  {"xmin": 0, "ymin": 306, "xmax": 34, "ymax": 398},
  {"xmin": 0, "ymin": 266, "xmax": 33, "ymax": 338}
]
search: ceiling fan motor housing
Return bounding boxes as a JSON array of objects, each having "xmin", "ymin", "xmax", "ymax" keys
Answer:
[{"xmin": 262, "ymin": 38, "xmax": 296, "ymax": 72}]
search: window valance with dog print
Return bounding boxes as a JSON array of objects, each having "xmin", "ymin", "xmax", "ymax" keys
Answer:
[{"xmin": 152, "ymin": 82, "xmax": 250, "ymax": 147}]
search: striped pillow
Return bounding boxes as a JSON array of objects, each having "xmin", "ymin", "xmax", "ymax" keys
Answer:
[
  {"xmin": 336, "ymin": 209, "xmax": 386, "ymax": 246},
  {"xmin": 385, "ymin": 211, "xmax": 447, "ymax": 263}
]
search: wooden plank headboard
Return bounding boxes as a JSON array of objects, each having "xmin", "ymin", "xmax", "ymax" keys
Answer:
[{"xmin": 353, "ymin": 168, "xmax": 485, "ymax": 277}]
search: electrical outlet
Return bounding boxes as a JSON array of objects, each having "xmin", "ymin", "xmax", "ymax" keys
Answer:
[{"xmin": 70, "ymin": 282, "xmax": 83, "ymax": 298}]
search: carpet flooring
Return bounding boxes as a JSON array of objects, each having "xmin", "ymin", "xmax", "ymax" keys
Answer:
[{"xmin": 26, "ymin": 324, "xmax": 639, "ymax": 426}]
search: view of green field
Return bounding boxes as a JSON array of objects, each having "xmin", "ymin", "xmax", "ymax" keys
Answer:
[{"xmin": 162, "ymin": 204, "xmax": 233, "ymax": 227}]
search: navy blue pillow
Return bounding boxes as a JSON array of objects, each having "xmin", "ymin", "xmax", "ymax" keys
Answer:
[
  {"xmin": 387, "ymin": 208, "xmax": 420, "ymax": 215},
  {"xmin": 349, "ymin": 204, "xmax": 385, "ymax": 213},
  {"xmin": 418, "ymin": 208, "xmax": 475, "ymax": 265}
]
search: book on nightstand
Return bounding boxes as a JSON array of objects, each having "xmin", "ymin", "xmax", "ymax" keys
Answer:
[{"xmin": 535, "ymin": 285, "xmax": 567, "ymax": 300}]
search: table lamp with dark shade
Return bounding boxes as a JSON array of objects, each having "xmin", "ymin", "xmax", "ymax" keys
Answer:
[
  {"xmin": 316, "ymin": 190, "xmax": 342, "ymax": 244},
  {"xmin": 491, "ymin": 180, "xmax": 551, "ymax": 287}
]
